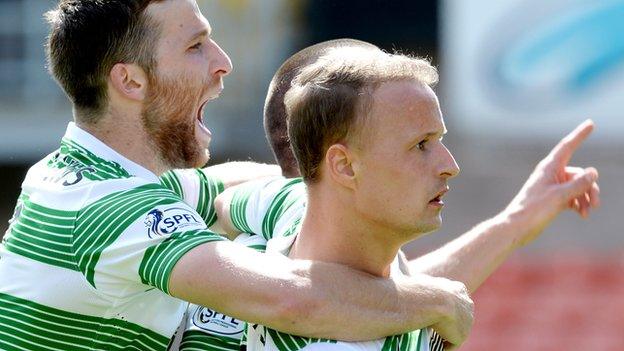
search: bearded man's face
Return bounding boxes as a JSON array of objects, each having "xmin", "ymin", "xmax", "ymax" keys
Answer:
[{"xmin": 141, "ymin": 71, "xmax": 213, "ymax": 169}]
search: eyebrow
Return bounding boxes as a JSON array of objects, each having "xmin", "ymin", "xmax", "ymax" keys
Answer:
[
  {"xmin": 187, "ymin": 27, "xmax": 210, "ymax": 43},
  {"xmin": 408, "ymin": 130, "xmax": 447, "ymax": 145},
  {"xmin": 422, "ymin": 130, "xmax": 447, "ymax": 139}
]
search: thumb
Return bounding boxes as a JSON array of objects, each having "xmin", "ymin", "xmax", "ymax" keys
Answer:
[{"xmin": 558, "ymin": 167, "xmax": 598, "ymax": 200}]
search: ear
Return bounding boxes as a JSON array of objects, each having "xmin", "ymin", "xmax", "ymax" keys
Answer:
[
  {"xmin": 325, "ymin": 143, "xmax": 357, "ymax": 190},
  {"xmin": 109, "ymin": 63, "xmax": 148, "ymax": 102}
]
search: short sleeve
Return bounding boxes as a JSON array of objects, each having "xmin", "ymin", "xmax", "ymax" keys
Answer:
[
  {"xmin": 229, "ymin": 177, "xmax": 305, "ymax": 240},
  {"xmin": 160, "ymin": 169, "xmax": 224, "ymax": 227},
  {"xmin": 170, "ymin": 233, "xmax": 267, "ymax": 351},
  {"xmin": 72, "ymin": 183, "xmax": 225, "ymax": 296}
]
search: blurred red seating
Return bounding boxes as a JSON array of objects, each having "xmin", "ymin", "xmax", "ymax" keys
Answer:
[{"xmin": 460, "ymin": 252, "xmax": 624, "ymax": 350}]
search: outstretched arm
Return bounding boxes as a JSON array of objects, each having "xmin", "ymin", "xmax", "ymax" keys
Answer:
[{"xmin": 409, "ymin": 120, "xmax": 600, "ymax": 292}]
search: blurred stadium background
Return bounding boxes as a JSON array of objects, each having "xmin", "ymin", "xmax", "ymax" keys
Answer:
[{"xmin": 1, "ymin": 0, "xmax": 622, "ymax": 349}]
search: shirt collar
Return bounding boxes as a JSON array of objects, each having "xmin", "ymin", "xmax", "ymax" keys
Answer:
[{"xmin": 63, "ymin": 122, "xmax": 160, "ymax": 183}]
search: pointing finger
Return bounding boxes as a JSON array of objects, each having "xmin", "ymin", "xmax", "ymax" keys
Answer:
[{"xmin": 547, "ymin": 120, "xmax": 594, "ymax": 169}]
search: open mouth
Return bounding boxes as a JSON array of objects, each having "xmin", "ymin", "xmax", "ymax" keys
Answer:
[
  {"xmin": 195, "ymin": 99, "xmax": 212, "ymax": 140},
  {"xmin": 428, "ymin": 196, "xmax": 443, "ymax": 206},
  {"xmin": 429, "ymin": 188, "xmax": 449, "ymax": 206},
  {"xmin": 197, "ymin": 100, "xmax": 208, "ymax": 123},
  {"xmin": 196, "ymin": 89, "xmax": 222, "ymax": 124}
]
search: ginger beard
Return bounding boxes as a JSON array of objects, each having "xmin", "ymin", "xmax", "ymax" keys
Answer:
[{"xmin": 141, "ymin": 71, "xmax": 214, "ymax": 169}]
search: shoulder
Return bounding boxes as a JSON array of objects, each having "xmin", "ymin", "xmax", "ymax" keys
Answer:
[
  {"xmin": 74, "ymin": 178, "xmax": 191, "ymax": 238},
  {"xmin": 83, "ymin": 178, "xmax": 179, "ymax": 206}
]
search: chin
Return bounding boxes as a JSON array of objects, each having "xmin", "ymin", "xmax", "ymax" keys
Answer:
[
  {"xmin": 184, "ymin": 151, "xmax": 209, "ymax": 169},
  {"xmin": 163, "ymin": 147, "xmax": 208, "ymax": 170},
  {"xmin": 414, "ymin": 219, "xmax": 442, "ymax": 235},
  {"xmin": 197, "ymin": 149, "xmax": 210, "ymax": 167}
]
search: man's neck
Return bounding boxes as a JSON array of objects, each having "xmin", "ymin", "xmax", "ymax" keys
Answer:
[
  {"xmin": 288, "ymin": 187, "xmax": 404, "ymax": 278},
  {"xmin": 75, "ymin": 109, "xmax": 166, "ymax": 176}
]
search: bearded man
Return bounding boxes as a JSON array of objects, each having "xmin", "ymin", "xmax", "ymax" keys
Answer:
[{"xmin": 0, "ymin": 1, "xmax": 475, "ymax": 350}]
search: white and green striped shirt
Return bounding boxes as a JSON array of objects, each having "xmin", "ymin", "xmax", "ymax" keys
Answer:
[
  {"xmin": 228, "ymin": 178, "xmax": 443, "ymax": 351},
  {"xmin": 174, "ymin": 233, "xmax": 267, "ymax": 351},
  {"xmin": 0, "ymin": 123, "xmax": 226, "ymax": 351}
]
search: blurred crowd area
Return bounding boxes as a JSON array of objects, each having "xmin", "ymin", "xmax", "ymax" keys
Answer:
[{"xmin": 1, "ymin": 0, "xmax": 623, "ymax": 348}]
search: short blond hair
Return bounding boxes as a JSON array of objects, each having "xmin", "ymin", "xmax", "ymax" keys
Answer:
[
  {"xmin": 285, "ymin": 47, "xmax": 438, "ymax": 182},
  {"xmin": 264, "ymin": 39, "xmax": 378, "ymax": 177}
]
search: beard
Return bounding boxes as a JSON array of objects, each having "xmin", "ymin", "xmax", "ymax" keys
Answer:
[{"xmin": 141, "ymin": 72, "xmax": 212, "ymax": 170}]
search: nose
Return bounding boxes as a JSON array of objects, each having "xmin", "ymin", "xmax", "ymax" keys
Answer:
[
  {"xmin": 208, "ymin": 39, "xmax": 233, "ymax": 77},
  {"xmin": 439, "ymin": 144, "xmax": 460, "ymax": 179}
]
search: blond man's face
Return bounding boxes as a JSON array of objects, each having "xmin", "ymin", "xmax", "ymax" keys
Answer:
[{"xmin": 350, "ymin": 81, "xmax": 460, "ymax": 239}]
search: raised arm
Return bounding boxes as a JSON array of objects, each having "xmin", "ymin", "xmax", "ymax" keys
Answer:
[
  {"xmin": 409, "ymin": 120, "xmax": 600, "ymax": 292},
  {"xmin": 169, "ymin": 240, "xmax": 473, "ymax": 343}
]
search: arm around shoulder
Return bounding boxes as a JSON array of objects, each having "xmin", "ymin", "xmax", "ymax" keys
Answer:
[{"xmin": 168, "ymin": 239, "xmax": 472, "ymax": 342}]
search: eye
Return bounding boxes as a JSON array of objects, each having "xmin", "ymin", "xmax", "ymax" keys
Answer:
[
  {"xmin": 189, "ymin": 42, "xmax": 202, "ymax": 51},
  {"xmin": 416, "ymin": 139, "xmax": 428, "ymax": 151}
]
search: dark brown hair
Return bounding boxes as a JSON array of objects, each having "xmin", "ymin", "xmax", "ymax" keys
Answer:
[{"xmin": 45, "ymin": 0, "xmax": 162, "ymax": 123}]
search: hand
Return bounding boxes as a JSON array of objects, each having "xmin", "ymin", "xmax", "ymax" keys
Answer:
[
  {"xmin": 504, "ymin": 120, "xmax": 600, "ymax": 247},
  {"xmin": 426, "ymin": 277, "xmax": 474, "ymax": 349}
]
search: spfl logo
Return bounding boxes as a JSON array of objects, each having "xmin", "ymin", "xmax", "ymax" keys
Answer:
[
  {"xmin": 192, "ymin": 306, "xmax": 245, "ymax": 337},
  {"xmin": 144, "ymin": 207, "xmax": 203, "ymax": 238}
]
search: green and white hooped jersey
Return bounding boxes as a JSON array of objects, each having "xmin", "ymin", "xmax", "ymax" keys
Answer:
[
  {"xmin": 174, "ymin": 233, "xmax": 268, "ymax": 351},
  {"xmin": 228, "ymin": 178, "xmax": 444, "ymax": 351},
  {"xmin": 169, "ymin": 177, "xmax": 303, "ymax": 351},
  {"xmin": 0, "ymin": 123, "xmax": 226, "ymax": 351},
  {"xmin": 229, "ymin": 177, "xmax": 307, "ymax": 242}
]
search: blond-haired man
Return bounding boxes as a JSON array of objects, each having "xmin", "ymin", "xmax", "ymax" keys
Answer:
[
  {"xmin": 0, "ymin": 2, "xmax": 476, "ymax": 350},
  {"xmin": 217, "ymin": 45, "xmax": 599, "ymax": 350}
]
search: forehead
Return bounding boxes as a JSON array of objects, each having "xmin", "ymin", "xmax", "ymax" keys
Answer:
[
  {"xmin": 146, "ymin": 0, "xmax": 210, "ymax": 49},
  {"xmin": 366, "ymin": 80, "xmax": 444, "ymax": 135}
]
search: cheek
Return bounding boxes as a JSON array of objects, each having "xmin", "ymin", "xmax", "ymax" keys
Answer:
[
  {"xmin": 161, "ymin": 58, "xmax": 207, "ymax": 85},
  {"xmin": 157, "ymin": 84, "xmax": 194, "ymax": 115},
  {"xmin": 185, "ymin": 52, "xmax": 213, "ymax": 76},
  {"xmin": 191, "ymin": 54, "xmax": 210, "ymax": 69},
  {"xmin": 393, "ymin": 155, "xmax": 430, "ymax": 203},
  {"xmin": 362, "ymin": 160, "xmax": 419, "ymax": 203}
]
